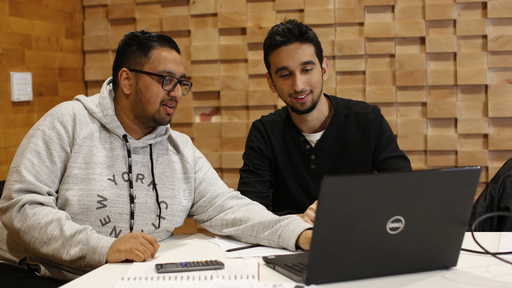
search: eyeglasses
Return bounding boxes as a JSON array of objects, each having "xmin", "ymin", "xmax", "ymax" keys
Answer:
[{"xmin": 128, "ymin": 69, "xmax": 193, "ymax": 96}]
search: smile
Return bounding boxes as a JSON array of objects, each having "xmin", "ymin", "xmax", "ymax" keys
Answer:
[
  {"xmin": 162, "ymin": 101, "xmax": 177, "ymax": 114},
  {"xmin": 292, "ymin": 91, "xmax": 311, "ymax": 102}
]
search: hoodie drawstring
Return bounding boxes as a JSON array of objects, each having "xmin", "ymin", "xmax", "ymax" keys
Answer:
[
  {"xmin": 122, "ymin": 134, "xmax": 162, "ymax": 232},
  {"xmin": 122, "ymin": 134, "xmax": 136, "ymax": 232},
  {"xmin": 149, "ymin": 143, "xmax": 162, "ymax": 229}
]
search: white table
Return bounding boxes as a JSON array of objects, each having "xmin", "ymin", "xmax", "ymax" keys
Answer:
[{"xmin": 62, "ymin": 232, "xmax": 512, "ymax": 287}]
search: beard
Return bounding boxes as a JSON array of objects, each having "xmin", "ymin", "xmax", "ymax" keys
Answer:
[
  {"xmin": 133, "ymin": 85, "xmax": 175, "ymax": 128},
  {"xmin": 281, "ymin": 87, "xmax": 323, "ymax": 116},
  {"xmin": 277, "ymin": 76, "xmax": 324, "ymax": 116},
  {"xmin": 287, "ymin": 90, "xmax": 322, "ymax": 115}
]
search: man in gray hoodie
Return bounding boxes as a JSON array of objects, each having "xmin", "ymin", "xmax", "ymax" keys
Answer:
[{"xmin": 0, "ymin": 30, "xmax": 313, "ymax": 287}]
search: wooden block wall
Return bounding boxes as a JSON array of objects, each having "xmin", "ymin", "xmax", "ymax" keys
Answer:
[
  {"xmin": 81, "ymin": 0, "xmax": 512, "ymax": 201},
  {"xmin": 0, "ymin": 0, "xmax": 85, "ymax": 180}
]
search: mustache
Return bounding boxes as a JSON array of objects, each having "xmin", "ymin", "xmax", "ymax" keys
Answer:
[
  {"xmin": 290, "ymin": 90, "xmax": 312, "ymax": 97},
  {"xmin": 162, "ymin": 97, "xmax": 178, "ymax": 105}
]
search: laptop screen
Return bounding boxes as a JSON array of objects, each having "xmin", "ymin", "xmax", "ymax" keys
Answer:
[{"xmin": 265, "ymin": 167, "xmax": 481, "ymax": 285}]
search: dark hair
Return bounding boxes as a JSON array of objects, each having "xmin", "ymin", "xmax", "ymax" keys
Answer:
[
  {"xmin": 112, "ymin": 30, "xmax": 181, "ymax": 92},
  {"xmin": 263, "ymin": 19, "xmax": 324, "ymax": 75}
]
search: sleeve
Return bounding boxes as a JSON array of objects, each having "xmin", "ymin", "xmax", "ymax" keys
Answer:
[
  {"xmin": 469, "ymin": 159, "xmax": 512, "ymax": 231},
  {"xmin": 372, "ymin": 112, "xmax": 412, "ymax": 172},
  {"xmin": 0, "ymin": 105, "xmax": 115, "ymax": 276},
  {"xmin": 236, "ymin": 120, "xmax": 275, "ymax": 211},
  {"xmin": 188, "ymin": 146, "xmax": 312, "ymax": 251}
]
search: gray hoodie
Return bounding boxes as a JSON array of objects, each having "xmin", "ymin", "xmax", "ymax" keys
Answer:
[{"xmin": 0, "ymin": 78, "xmax": 312, "ymax": 280}]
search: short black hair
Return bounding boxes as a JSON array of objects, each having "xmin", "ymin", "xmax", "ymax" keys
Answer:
[
  {"xmin": 112, "ymin": 30, "xmax": 181, "ymax": 92},
  {"xmin": 263, "ymin": 19, "xmax": 324, "ymax": 75}
]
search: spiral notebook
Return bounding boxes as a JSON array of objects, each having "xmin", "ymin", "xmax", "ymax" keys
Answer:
[{"xmin": 115, "ymin": 259, "xmax": 259, "ymax": 288}]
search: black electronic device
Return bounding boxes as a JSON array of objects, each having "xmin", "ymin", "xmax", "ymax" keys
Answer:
[
  {"xmin": 264, "ymin": 167, "xmax": 482, "ymax": 285},
  {"xmin": 155, "ymin": 260, "xmax": 225, "ymax": 273}
]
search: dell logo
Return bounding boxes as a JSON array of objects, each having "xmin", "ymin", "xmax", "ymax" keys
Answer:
[{"xmin": 386, "ymin": 216, "xmax": 405, "ymax": 234}]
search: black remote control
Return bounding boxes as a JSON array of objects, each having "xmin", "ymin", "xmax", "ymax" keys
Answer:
[{"xmin": 155, "ymin": 260, "xmax": 225, "ymax": 273}]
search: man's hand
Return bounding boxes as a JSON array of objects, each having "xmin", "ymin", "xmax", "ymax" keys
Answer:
[
  {"xmin": 296, "ymin": 229, "xmax": 313, "ymax": 250},
  {"xmin": 106, "ymin": 231, "xmax": 160, "ymax": 263},
  {"xmin": 298, "ymin": 200, "xmax": 318, "ymax": 225}
]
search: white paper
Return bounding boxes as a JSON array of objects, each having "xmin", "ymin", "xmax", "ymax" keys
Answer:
[
  {"xmin": 498, "ymin": 232, "xmax": 512, "ymax": 259},
  {"xmin": 115, "ymin": 259, "xmax": 258, "ymax": 288},
  {"xmin": 209, "ymin": 236, "xmax": 301, "ymax": 259},
  {"xmin": 206, "ymin": 280, "xmax": 309, "ymax": 288}
]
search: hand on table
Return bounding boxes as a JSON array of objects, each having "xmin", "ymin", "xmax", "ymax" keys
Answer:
[
  {"xmin": 106, "ymin": 231, "xmax": 160, "ymax": 263},
  {"xmin": 296, "ymin": 229, "xmax": 313, "ymax": 251}
]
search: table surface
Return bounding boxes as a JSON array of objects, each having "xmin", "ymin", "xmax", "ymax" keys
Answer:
[{"xmin": 62, "ymin": 232, "xmax": 512, "ymax": 288}]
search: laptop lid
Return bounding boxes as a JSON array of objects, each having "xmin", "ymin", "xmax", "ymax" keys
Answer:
[{"xmin": 265, "ymin": 167, "xmax": 481, "ymax": 285}]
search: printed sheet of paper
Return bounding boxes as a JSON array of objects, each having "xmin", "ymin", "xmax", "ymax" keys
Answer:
[
  {"xmin": 115, "ymin": 259, "xmax": 258, "ymax": 288},
  {"xmin": 209, "ymin": 236, "xmax": 301, "ymax": 259}
]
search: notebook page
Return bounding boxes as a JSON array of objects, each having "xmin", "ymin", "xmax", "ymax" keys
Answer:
[
  {"xmin": 115, "ymin": 259, "xmax": 259, "ymax": 288},
  {"xmin": 206, "ymin": 280, "xmax": 307, "ymax": 288},
  {"xmin": 498, "ymin": 232, "xmax": 512, "ymax": 260}
]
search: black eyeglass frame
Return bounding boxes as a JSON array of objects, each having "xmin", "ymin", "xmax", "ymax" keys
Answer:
[{"xmin": 128, "ymin": 69, "xmax": 193, "ymax": 95}]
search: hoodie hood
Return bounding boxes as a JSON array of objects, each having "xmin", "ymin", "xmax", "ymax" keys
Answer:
[
  {"xmin": 74, "ymin": 78, "xmax": 170, "ymax": 232},
  {"xmin": 74, "ymin": 77, "xmax": 170, "ymax": 147}
]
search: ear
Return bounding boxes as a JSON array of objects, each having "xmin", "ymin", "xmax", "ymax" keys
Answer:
[
  {"xmin": 321, "ymin": 58, "xmax": 329, "ymax": 81},
  {"xmin": 118, "ymin": 68, "xmax": 133, "ymax": 95},
  {"xmin": 266, "ymin": 72, "xmax": 277, "ymax": 93}
]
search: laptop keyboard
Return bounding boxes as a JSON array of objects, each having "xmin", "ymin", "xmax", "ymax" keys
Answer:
[{"xmin": 285, "ymin": 262, "xmax": 307, "ymax": 274}]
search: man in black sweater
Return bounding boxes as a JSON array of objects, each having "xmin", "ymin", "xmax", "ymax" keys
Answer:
[{"xmin": 237, "ymin": 19, "xmax": 412, "ymax": 224}]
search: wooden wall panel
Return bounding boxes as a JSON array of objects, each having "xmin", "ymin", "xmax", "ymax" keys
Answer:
[
  {"xmin": 3, "ymin": 0, "xmax": 512, "ymax": 203},
  {"xmin": 42, "ymin": 0, "xmax": 512, "ymax": 208},
  {"xmin": 0, "ymin": 0, "xmax": 85, "ymax": 180},
  {"xmin": 0, "ymin": 0, "xmax": 491, "ymax": 234}
]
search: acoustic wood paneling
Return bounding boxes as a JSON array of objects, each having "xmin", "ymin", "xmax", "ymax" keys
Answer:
[
  {"xmin": 1, "ymin": 0, "xmax": 509, "ymax": 234},
  {"xmin": 81, "ymin": 0, "xmax": 512, "ymax": 201},
  {"xmin": 0, "ymin": 0, "xmax": 85, "ymax": 180}
]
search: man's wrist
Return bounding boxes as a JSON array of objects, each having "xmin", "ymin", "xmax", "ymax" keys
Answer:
[{"xmin": 296, "ymin": 228, "xmax": 313, "ymax": 250}]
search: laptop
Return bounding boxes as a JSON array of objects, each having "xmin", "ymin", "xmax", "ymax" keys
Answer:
[{"xmin": 263, "ymin": 167, "xmax": 481, "ymax": 285}]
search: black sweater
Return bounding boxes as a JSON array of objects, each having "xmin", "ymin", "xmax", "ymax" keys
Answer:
[{"xmin": 237, "ymin": 94, "xmax": 412, "ymax": 215}]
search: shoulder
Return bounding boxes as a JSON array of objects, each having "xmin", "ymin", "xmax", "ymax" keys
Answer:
[
  {"xmin": 169, "ymin": 129, "xmax": 193, "ymax": 144},
  {"xmin": 167, "ymin": 128, "xmax": 196, "ymax": 156},
  {"xmin": 37, "ymin": 94, "xmax": 104, "ymax": 127},
  {"xmin": 48, "ymin": 98, "xmax": 87, "ymax": 116},
  {"xmin": 245, "ymin": 107, "xmax": 289, "ymax": 140},
  {"xmin": 167, "ymin": 128, "xmax": 214, "ymax": 171},
  {"xmin": 32, "ymin": 93, "xmax": 110, "ymax": 146},
  {"xmin": 251, "ymin": 106, "xmax": 288, "ymax": 128},
  {"xmin": 259, "ymin": 106, "xmax": 288, "ymax": 121},
  {"xmin": 326, "ymin": 94, "xmax": 382, "ymax": 117},
  {"xmin": 328, "ymin": 94, "xmax": 381, "ymax": 114},
  {"xmin": 33, "ymin": 99, "xmax": 89, "ymax": 132}
]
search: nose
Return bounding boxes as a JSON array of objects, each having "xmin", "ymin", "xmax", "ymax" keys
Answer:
[
  {"xmin": 168, "ymin": 84, "xmax": 183, "ymax": 100},
  {"xmin": 292, "ymin": 73, "xmax": 305, "ymax": 92}
]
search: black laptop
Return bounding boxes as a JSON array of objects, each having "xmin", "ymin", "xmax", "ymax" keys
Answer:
[{"xmin": 263, "ymin": 167, "xmax": 481, "ymax": 285}]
